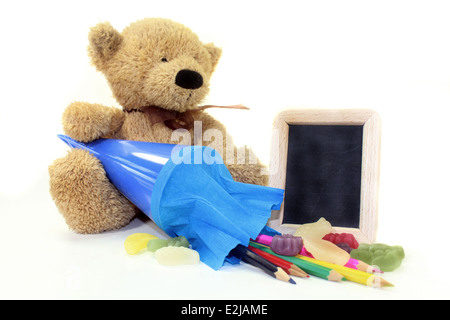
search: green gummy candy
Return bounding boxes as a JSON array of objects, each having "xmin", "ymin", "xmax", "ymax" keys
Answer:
[
  {"xmin": 350, "ymin": 243, "xmax": 405, "ymax": 272},
  {"xmin": 147, "ymin": 236, "xmax": 190, "ymax": 252},
  {"xmin": 147, "ymin": 239, "xmax": 169, "ymax": 252},
  {"xmin": 168, "ymin": 236, "xmax": 190, "ymax": 248}
]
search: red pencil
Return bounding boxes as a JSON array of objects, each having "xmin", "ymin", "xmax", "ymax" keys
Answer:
[{"xmin": 248, "ymin": 246, "xmax": 309, "ymax": 278}]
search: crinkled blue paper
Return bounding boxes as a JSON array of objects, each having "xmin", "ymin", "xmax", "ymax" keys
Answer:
[{"xmin": 151, "ymin": 146, "xmax": 284, "ymax": 270}]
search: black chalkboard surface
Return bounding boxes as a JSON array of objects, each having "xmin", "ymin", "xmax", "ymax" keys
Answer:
[
  {"xmin": 268, "ymin": 109, "xmax": 381, "ymax": 243},
  {"xmin": 283, "ymin": 125, "xmax": 363, "ymax": 227}
]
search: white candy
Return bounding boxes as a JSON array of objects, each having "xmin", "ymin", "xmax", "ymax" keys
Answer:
[{"xmin": 154, "ymin": 246, "xmax": 200, "ymax": 266}]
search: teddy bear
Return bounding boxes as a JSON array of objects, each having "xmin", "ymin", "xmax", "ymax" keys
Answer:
[{"xmin": 48, "ymin": 18, "xmax": 268, "ymax": 234}]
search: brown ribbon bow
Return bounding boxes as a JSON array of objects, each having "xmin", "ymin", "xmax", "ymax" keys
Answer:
[{"xmin": 138, "ymin": 104, "xmax": 249, "ymax": 130}]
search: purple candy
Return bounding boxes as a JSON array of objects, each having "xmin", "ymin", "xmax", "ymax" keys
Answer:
[
  {"xmin": 336, "ymin": 242, "xmax": 353, "ymax": 253},
  {"xmin": 270, "ymin": 234, "xmax": 303, "ymax": 256}
]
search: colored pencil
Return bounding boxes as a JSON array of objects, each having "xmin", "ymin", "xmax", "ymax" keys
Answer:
[
  {"xmin": 237, "ymin": 245, "xmax": 296, "ymax": 284},
  {"xmin": 352, "ymin": 260, "xmax": 382, "ymax": 273},
  {"xmin": 299, "ymin": 247, "xmax": 382, "ymax": 273},
  {"xmin": 241, "ymin": 254, "xmax": 296, "ymax": 284},
  {"xmin": 254, "ymin": 234, "xmax": 273, "ymax": 246},
  {"xmin": 297, "ymin": 255, "xmax": 394, "ymax": 288},
  {"xmin": 255, "ymin": 234, "xmax": 382, "ymax": 273},
  {"xmin": 249, "ymin": 242, "xmax": 345, "ymax": 282},
  {"xmin": 248, "ymin": 246, "xmax": 309, "ymax": 278},
  {"xmin": 298, "ymin": 247, "xmax": 383, "ymax": 273}
]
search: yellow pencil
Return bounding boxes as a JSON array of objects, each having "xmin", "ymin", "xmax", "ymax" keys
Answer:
[{"xmin": 297, "ymin": 255, "xmax": 394, "ymax": 288}]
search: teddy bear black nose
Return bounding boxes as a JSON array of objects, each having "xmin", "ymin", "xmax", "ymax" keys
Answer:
[{"xmin": 175, "ymin": 69, "xmax": 203, "ymax": 90}]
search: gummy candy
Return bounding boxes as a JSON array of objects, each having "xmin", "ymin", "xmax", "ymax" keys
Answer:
[
  {"xmin": 294, "ymin": 217, "xmax": 332, "ymax": 239},
  {"xmin": 125, "ymin": 234, "xmax": 197, "ymax": 266},
  {"xmin": 323, "ymin": 233, "xmax": 359, "ymax": 249},
  {"xmin": 147, "ymin": 236, "xmax": 190, "ymax": 252},
  {"xmin": 124, "ymin": 233, "xmax": 158, "ymax": 255},
  {"xmin": 295, "ymin": 218, "xmax": 350, "ymax": 266},
  {"xmin": 147, "ymin": 239, "xmax": 170, "ymax": 252},
  {"xmin": 270, "ymin": 234, "xmax": 303, "ymax": 256},
  {"xmin": 302, "ymin": 238, "xmax": 350, "ymax": 265},
  {"xmin": 168, "ymin": 236, "xmax": 190, "ymax": 248},
  {"xmin": 154, "ymin": 246, "xmax": 200, "ymax": 266},
  {"xmin": 335, "ymin": 243, "xmax": 352, "ymax": 253},
  {"xmin": 350, "ymin": 243, "xmax": 405, "ymax": 272}
]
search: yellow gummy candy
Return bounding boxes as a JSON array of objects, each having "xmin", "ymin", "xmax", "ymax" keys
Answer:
[
  {"xmin": 303, "ymin": 238, "xmax": 350, "ymax": 265},
  {"xmin": 295, "ymin": 218, "xmax": 350, "ymax": 266},
  {"xmin": 294, "ymin": 217, "xmax": 332, "ymax": 239},
  {"xmin": 124, "ymin": 233, "xmax": 158, "ymax": 255}
]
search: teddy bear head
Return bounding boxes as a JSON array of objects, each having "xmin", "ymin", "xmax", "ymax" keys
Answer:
[{"xmin": 87, "ymin": 18, "xmax": 222, "ymax": 112}]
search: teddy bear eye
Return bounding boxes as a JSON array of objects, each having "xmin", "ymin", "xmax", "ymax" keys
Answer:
[{"xmin": 161, "ymin": 57, "xmax": 168, "ymax": 62}]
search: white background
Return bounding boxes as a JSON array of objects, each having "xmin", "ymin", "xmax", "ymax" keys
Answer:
[{"xmin": 1, "ymin": 0, "xmax": 449, "ymax": 299}]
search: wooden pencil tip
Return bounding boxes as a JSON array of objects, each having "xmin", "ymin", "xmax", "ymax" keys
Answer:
[
  {"xmin": 328, "ymin": 270, "xmax": 345, "ymax": 282},
  {"xmin": 275, "ymin": 267, "xmax": 295, "ymax": 283},
  {"xmin": 289, "ymin": 268, "xmax": 309, "ymax": 278},
  {"xmin": 291, "ymin": 265, "xmax": 308, "ymax": 276},
  {"xmin": 369, "ymin": 276, "xmax": 394, "ymax": 288},
  {"xmin": 381, "ymin": 279, "xmax": 394, "ymax": 287},
  {"xmin": 289, "ymin": 278, "xmax": 297, "ymax": 285}
]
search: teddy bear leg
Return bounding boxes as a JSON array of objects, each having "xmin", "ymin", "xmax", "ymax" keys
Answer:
[{"xmin": 49, "ymin": 148, "xmax": 137, "ymax": 233}]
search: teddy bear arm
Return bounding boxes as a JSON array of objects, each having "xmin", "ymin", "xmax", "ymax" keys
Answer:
[{"xmin": 62, "ymin": 102, "xmax": 125, "ymax": 142}]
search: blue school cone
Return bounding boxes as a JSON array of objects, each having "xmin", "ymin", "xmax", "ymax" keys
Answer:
[{"xmin": 58, "ymin": 134, "xmax": 284, "ymax": 270}]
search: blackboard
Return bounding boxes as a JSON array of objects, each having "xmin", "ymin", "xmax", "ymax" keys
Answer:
[
  {"xmin": 283, "ymin": 125, "xmax": 363, "ymax": 227},
  {"xmin": 268, "ymin": 109, "xmax": 381, "ymax": 243}
]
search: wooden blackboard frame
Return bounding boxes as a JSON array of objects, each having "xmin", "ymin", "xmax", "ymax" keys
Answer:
[{"xmin": 267, "ymin": 109, "xmax": 381, "ymax": 243}]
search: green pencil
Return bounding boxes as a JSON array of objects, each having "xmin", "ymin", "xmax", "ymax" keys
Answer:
[{"xmin": 249, "ymin": 242, "xmax": 345, "ymax": 282}]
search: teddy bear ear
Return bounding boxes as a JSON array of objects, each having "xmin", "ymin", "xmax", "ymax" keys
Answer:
[
  {"xmin": 204, "ymin": 43, "xmax": 222, "ymax": 72},
  {"xmin": 88, "ymin": 22, "xmax": 123, "ymax": 69}
]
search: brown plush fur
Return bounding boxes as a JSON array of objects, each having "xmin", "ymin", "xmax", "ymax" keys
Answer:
[{"xmin": 49, "ymin": 18, "xmax": 267, "ymax": 234}]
